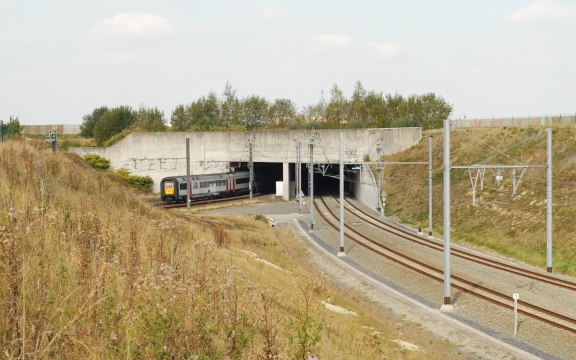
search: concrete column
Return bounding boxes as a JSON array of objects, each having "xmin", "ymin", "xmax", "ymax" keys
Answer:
[{"xmin": 283, "ymin": 162, "xmax": 290, "ymax": 201}]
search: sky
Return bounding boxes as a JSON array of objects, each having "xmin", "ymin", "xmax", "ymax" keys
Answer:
[{"xmin": 1, "ymin": 0, "xmax": 575, "ymax": 125}]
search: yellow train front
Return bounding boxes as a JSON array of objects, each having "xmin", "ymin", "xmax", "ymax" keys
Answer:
[{"xmin": 160, "ymin": 172, "xmax": 261, "ymax": 203}]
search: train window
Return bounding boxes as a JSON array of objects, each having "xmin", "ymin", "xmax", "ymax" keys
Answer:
[
  {"xmin": 164, "ymin": 180, "xmax": 175, "ymax": 195},
  {"xmin": 193, "ymin": 182, "xmax": 200, "ymax": 189},
  {"xmin": 180, "ymin": 183, "xmax": 187, "ymax": 190}
]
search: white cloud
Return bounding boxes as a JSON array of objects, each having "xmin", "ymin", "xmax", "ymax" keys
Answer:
[
  {"xmin": 505, "ymin": 0, "xmax": 576, "ymax": 25},
  {"xmin": 93, "ymin": 12, "xmax": 173, "ymax": 36},
  {"xmin": 367, "ymin": 42, "xmax": 402, "ymax": 55},
  {"xmin": 312, "ymin": 34, "xmax": 352, "ymax": 46},
  {"xmin": 0, "ymin": 1, "xmax": 13, "ymax": 11},
  {"xmin": 251, "ymin": 7, "xmax": 289, "ymax": 21}
]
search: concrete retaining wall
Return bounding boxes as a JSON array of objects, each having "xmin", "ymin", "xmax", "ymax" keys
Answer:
[
  {"xmin": 351, "ymin": 165, "xmax": 380, "ymax": 212},
  {"xmin": 71, "ymin": 128, "xmax": 421, "ymax": 193}
]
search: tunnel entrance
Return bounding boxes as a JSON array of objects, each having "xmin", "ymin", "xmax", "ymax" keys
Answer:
[
  {"xmin": 235, "ymin": 162, "xmax": 357, "ymax": 199},
  {"xmin": 297, "ymin": 163, "xmax": 355, "ymax": 198}
]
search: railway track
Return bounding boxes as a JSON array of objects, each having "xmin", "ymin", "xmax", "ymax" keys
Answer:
[
  {"xmin": 314, "ymin": 194, "xmax": 576, "ymax": 335},
  {"xmin": 156, "ymin": 194, "xmax": 261, "ymax": 209},
  {"xmin": 327, "ymin": 191, "xmax": 576, "ymax": 292}
]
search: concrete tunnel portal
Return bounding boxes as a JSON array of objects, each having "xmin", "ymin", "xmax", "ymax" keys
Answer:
[
  {"xmin": 70, "ymin": 128, "xmax": 422, "ymax": 208},
  {"xmin": 253, "ymin": 161, "xmax": 356, "ymax": 201}
]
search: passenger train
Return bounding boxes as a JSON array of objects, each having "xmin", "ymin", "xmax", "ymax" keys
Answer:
[{"xmin": 160, "ymin": 171, "xmax": 261, "ymax": 203}]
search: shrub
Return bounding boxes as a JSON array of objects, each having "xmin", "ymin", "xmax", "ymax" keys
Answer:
[
  {"xmin": 213, "ymin": 226, "xmax": 230, "ymax": 248},
  {"xmin": 84, "ymin": 153, "xmax": 110, "ymax": 170},
  {"xmin": 391, "ymin": 115, "xmax": 418, "ymax": 128},
  {"xmin": 104, "ymin": 127, "xmax": 139, "ymax": 147},
  {"xmin": 115, "ymin": 168, "xmax": 154, "ymax": 190},
  {"xmin": 255, "ymin": 214, "xmax": 268, "ymax": 223}
]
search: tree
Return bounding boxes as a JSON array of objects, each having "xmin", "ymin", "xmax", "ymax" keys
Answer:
[
  {"xmin": 187, "ymin": 91, "xmax": 221, "ymax": 130},
  {"xmin": 348, "ymin": 81, "xmax": 367, "ymax": 127},
  {"xmin": 361, "ymin": 90, "xmax": 387, "ymax": 128},
  {"xmin": 415, "ymin": 93, "xmax": 453, "ymax": 130},
  {"xmin": 170, "ymin": 104, "xmax": 191, "ymax": 131},
  {"xmin": 383, "ymin": 93, "xmax": 407, "ymax": 127},
  {"xmin": 2, "ymin": 116, "xmax": 24, "ymax": 139},
  {"xmin": 241, "ymin": 95, "xmax": 269, "ymax": 131},
  {"xmin": 303, "ymin": 91, "xmax": 326, "ymax": 129},
  {"xmin": 220, "ymin": 81, "xmax": 241, "ymax": 128},
  {"xmin": 93, "ymin": 106, "xmax": 136, "ymax": 146},
  {"xmin": 134, "ymin": 104, "xmax": 167, "ymax": 132},
  {"xmin": 165, "ymin": 81, "xmax": 453, "ymax": 132},
  {"xmin": 324, "ymin": 84, "xmax": 348, "ymax": 128},
  {"xmin": 268, "ymin": 98, "xmax": 296, "ymax": 129},
  {"xmin": 80, "ymin": 106, "xmax": 109, "ymax": 138}
]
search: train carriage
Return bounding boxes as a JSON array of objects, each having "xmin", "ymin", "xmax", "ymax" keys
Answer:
[{"xmin": 160, "ymin": 171, "xmax": 261, "ymax": 203}]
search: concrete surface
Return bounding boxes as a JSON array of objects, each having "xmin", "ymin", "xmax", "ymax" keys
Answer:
[
  {"xmin": 198, "ymin": 200, "xmax": 307, "ymax": 226},
  {"xmin": 70, "ymin": 128, "xmax": 421, "ymax": 193}
]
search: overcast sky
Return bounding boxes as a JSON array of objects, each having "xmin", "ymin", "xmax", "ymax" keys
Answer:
[{"xmin": 1, "ymin": 0, "xmax": 575, "ymax": 125}]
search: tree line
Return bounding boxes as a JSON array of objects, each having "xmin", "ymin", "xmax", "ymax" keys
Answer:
[{"xmin": 80, "ymin": 81, "xmax": 453, "ymax": 146}]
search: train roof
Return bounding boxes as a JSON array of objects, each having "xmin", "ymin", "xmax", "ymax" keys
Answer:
[{"xmin": 162, "ymin": 171, "xmax": 250, "ymax": 182}]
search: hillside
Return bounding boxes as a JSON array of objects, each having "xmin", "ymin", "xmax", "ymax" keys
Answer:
[
  {"xmin": 383, "ymin": 125, "xmax": 576, "ymax": 275},
  {"xmin": 0, "ymin": 139, "xmax": 458, "ymax": 359}
]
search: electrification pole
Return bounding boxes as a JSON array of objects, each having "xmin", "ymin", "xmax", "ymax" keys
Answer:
[
  {"xmin": 442, "ymin": 119, "xmax": 453, "ymax": 311},
  {"xmin": 309, "ymin": 136, "xmax": 315, "ymax": 230},
  {"xmin": 376, "ymin": 139, "xmax": 383, "ymax": 216},
  {"xmin": 338, "ymin": 132, "xmax": 346, "ymax": 256},
  {"xmin": 186, "ymin": 138, "xmax": 191, "ymax": 208},
  {"xmin": 428, "ymin": 136, "xmax": 433, "ymax": 237},
  {"xmin": 546, "ymin": 128, "xmax": 553, "ymax": 272},
  {"xmin": 295, "ymin": 140, "xmax": 302, "ymax": 213},
  {"xmin": 249, "ymin": 139, "xmax": 254, "ymax": 200}
]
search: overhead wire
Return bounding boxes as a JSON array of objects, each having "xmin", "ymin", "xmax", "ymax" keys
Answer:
[{"xmin": 454, "ymin": 126, "xmax": 540, "ymax": 165}]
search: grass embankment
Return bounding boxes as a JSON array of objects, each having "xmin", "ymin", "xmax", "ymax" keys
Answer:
[
  {"xmin": 0, "ymin": 140, "xmax": 450, "ymax": 359},
  {"xmin": 383, "ymin": 125, "xmax": 576, "ymax": 275},
  {"xmin": 25, "ymin": 134, "xmax": 97, "ymax": 151}
]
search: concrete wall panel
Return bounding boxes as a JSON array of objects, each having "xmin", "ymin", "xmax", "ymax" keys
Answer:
[{"xmin": 71, "ymin": 128, "xmax": 421, "ymax": 193}]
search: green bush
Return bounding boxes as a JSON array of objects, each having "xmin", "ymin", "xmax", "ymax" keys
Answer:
[
  {"xmin": 115, "ymin": 168, "xmax": 154, "ymax": 190},
  {"xmin": 254, "ymin": 214, "xmax": 268, "ymax": 223},
  {"xmin": 391, "ymin": 115, "xmax": 419, "ymax": 128},
  {"xmin": 84, "ymin": 154, "xmax": 110, "ymax": 170}
]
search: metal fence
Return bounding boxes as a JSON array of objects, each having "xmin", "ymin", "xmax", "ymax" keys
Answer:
[
  {"xmin": 23, "ymin": 124, "xmax": 81, "ymax": 135},
  {"xmin": 450, "ymin": 114, "xmax": 576, "ymax": 128}
]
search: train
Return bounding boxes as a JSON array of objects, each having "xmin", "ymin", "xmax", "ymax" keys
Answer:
[{"xmin": 160, "ymin": 171, "xmax": 261, "ymax": 203}]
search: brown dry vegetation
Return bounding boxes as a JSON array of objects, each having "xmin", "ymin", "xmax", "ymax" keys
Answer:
[
  {"xmin": 383, "ymin": 125, "xmax": 576, "ymax": 275},
  {"xmin": 0, "ymin": 139, "xmax": 453, "ymax": 359}
]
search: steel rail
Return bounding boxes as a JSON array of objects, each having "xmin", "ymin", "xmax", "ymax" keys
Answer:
[
  {"xmin": 157, "ymin": 194, "xmax": 260, "ymax": 209},
  {"xmin": 328, "ymin": 191, "xmax": 576, "ymax": 292},
  {"xmin": 315, "ymin": 195, "xmax": 576, "ymax": 334}
]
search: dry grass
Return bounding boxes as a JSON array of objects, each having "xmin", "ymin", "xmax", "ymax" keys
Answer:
[
  {"xmin": 384, "ymin": 125, "xmax": 576, "ymax": 275},
  {"xmin": 0, "ymin": 139, "xmax": 450, "ymax": 359}
]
